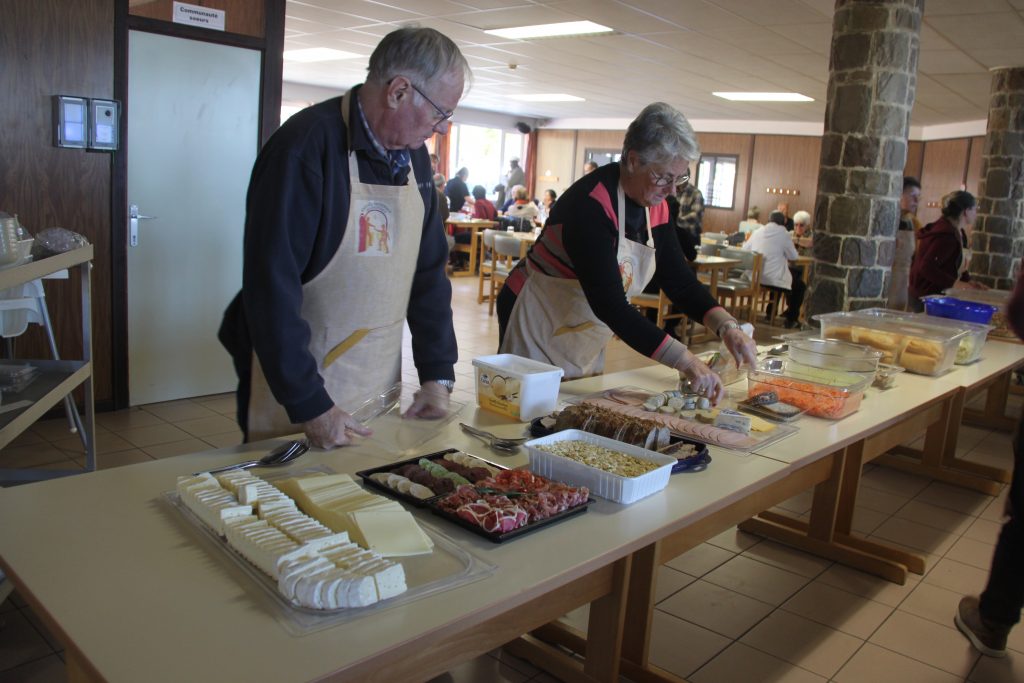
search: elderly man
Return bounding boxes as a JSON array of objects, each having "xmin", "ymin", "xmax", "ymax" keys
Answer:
[
  {"xmin": 445, "ymin": 167, "xmax": 471, "ymax": 213},
  {"xmin": 505, "ymin": 157, "xmax": 525, "ymax": 196},
  {"xmin": 745, "ymin": 210, "xmax": 804, "ymax": 328},
  {"xmin": 887, "ymin": 176, "xmax": 922, "ymax": 310},
  {"xmin": 497, "ymin": 102, "xmax": 756, "ymax": 402},
  {"xmin": 219, "ymin": 27, "xmax": 469, "ymax": 448}
]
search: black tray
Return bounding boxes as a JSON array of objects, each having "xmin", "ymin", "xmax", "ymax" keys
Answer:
[{"xmin": 356, "ymin": 449, "xmax": 592, "ymax": 543}]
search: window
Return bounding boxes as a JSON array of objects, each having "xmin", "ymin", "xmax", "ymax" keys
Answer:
[
  {"xmin": 695, "ymin": 154, "xmax": 738, "ymax": 209},
  {"xmin": 585, "ymin": 148, "xmax": 621, "ymax": 167},
  {"xmin": 447, "ymin": 124, "xmax": 525, "ymax": 201}
]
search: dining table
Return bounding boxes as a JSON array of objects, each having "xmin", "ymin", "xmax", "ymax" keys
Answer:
[
  {"xmin": 688, "ymin": 254, "xmax": 741, "ymax": 342},
  {"xmin": 445, "ymin": 218, "xmax": 498, "ymax": 278}
]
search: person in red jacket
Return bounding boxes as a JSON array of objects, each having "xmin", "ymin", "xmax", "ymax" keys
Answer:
[
  {"xmin": 908, "ymin": 190, "xmax": 987, "ymax": 311},
  {"xmin": 470, "ymin": 185, "xmax": 497, "ymax": 220},
  {"xmin": 955, "ymin": 258, "xmax": 1024, "ymax": 657}
]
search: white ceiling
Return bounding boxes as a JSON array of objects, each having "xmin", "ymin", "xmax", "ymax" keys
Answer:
[{"xmin": 282, "ymin": 0, "xmax": 1024, "ymax": 127}]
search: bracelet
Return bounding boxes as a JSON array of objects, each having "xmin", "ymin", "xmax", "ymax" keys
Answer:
[{"xmin": 716, "ymin": 320, "xmax": 740, "ymax": 337}]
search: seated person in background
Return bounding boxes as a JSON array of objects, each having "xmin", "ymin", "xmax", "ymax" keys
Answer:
[
  {"xmin": 445, "ymin": 167, "xmax": 471, "ymax": 213},
  {"xmin": 792, "ymin": 210, "xmax": 813, "ymax": 253},
  {"xmin": 777, "ymin": 201, "xmax": 795, "ymax": 231},
  {"xmin": 471, "ymin": 185, "xmax": 497, "ymax": 220},
  {"xmin": 493, "ymin": 183, "xmax": 506, "ymax": 211},
  {"xmin": 744, "ymin": 210, "xmax": 805, "ymax": 328},
  {"xmin": 500, "ymin": 184, "xmax": 524, "ymax": 213},
  {"xmin": 738, "ymin": 207, "xmax": 762, "ymax": 241},
  {"xmin": 506, "ymin": 185, "xmax": 539, "ymax": 222},
  {"xmin": 538, "ymin": 188, "xmax": 558, "ymax": 225},
  {"xmin": 583, "ymin": 160, "xmax": 599, "ymax": 175},
  {"xmin": 433, "ymin": 174, "xmax": 450, "ymax": 224}
]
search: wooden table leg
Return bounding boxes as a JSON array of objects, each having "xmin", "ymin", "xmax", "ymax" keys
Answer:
[
  {"xmin": 964, "ymin": 370, "xmax": 1016, "ymax": 432},
  {"xmin": 468, "ymin": 228, "xmax": 480, "ymax": 277}
]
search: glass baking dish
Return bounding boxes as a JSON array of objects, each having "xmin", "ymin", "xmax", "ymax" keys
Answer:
[
  {"xmin": 814, "ymin": 310, "xmax": 969, "ymax": 376},
  {"xmin": 748, "ymin": 359, "xmax": 870, "ymax": 420},
  {"xmin": 787, "ymin": 338, "xmax": 883, "ymax": 373}
]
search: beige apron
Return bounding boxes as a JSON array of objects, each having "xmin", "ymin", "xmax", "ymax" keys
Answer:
[
  {"xmin": 247, "ymin": 91, "xmax": 425, "ymax": 441},
  {"xmin": 500, "ymin": 185, "xmax": 657, "ymax": 379},
  {"xmin": 888, "ymin": 229, "xmax": 915, "ymax": 310}
]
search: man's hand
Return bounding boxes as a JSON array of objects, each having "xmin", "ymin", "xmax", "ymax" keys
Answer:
[
  {"xmin": 404, "ymin": 381, "xmax": 451, "ymax": 419},
  {"xmin": 302, "ymin": 406, "xmax": 373, "ymax": 449},
  {"xmin": 721, "ymin": 326, "xmax": 758, "ymax": 367},
  {"xmin": 675, "ymin": 351, "xmax": 725, "ymax": 405}
]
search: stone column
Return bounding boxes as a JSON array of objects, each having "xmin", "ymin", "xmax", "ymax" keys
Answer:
[
  {"xmin": 969, "ymin": 67, "xmax": 1024, "ymax": 290},
  {"xmin": 807, "ymin": 0, "xmax": 923, "ymax": 317}
]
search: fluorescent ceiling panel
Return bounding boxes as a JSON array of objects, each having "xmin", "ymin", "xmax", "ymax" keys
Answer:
[
  {"xmin": 713, "ymin": 92, "xmax": 814, "ymax": 102},
  {"xmin": 485, "ymin": 21, "xmax": 612, "ymax": 40}
]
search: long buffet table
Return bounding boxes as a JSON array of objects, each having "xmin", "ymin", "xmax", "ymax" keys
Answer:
[{"xmin": 0, "ymin": 344, "xmax": 1021, "ymax": 683}]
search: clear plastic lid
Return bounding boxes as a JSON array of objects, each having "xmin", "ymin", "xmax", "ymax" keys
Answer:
[
  {"xmin": 814, "ymin": 310, "xmax": 970, "ymax": 344},
  {"xmin": 750, "ymin": 358, "xmax": 872, "ymax": 395}
]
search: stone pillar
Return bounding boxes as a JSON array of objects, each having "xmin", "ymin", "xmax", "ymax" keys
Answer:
[
  {"xmin": 969, "ymin": 67, "xmax": 1024, "ymax": 290},
  {"xmin": 807, "ymin": 0, "xmax": 923, "ymax": 317}
]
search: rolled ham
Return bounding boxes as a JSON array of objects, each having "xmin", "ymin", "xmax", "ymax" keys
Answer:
[{"xmin": 582, "ymin": 397, "xmax": 757, "ymax": 449}]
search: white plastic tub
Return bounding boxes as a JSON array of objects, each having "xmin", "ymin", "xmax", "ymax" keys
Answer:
[
  {"xmin": 472, "ymin": 354, "xmax": 563, "ymax": 421},
  {"xmin": 525, "ymin": 429, "xmax": 675, "ymax": 504}
]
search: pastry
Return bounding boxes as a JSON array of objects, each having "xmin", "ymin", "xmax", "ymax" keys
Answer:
[{"xmin": 899, "ymin": 336, "xmax": 944, "ymax": 375}]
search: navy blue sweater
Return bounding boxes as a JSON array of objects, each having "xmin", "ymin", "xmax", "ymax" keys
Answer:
[{"xmin": 219, "ymin": 90, "xmax": 456, "ymax": 424}]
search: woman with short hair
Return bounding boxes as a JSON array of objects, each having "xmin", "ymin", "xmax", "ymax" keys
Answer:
[{"xmin": 497, "ymin": 102, "xmax": 756, "ymax": 401}]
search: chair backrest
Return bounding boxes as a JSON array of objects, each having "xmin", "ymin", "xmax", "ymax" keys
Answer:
[
  {"xmin": 493, "ymin": 233, "xmax": 523, "ymax": 258},
  {"xmin": 719, "ymin": 246, "xmax": 760, "ymax": 285},
  {"xmin": 482, "ymin": 228, "xmax": 498, "ymax": 248},
  {"xmin": 699, "ymin": 243, "xmax": 722, "ymax": 256},
  {"xmin": 499, "ymin": 215, "xmax": 533, "ymax": 232},
  {"xmin": 702, "ymin": 232, "xmax": 729, "ymax": 244}
]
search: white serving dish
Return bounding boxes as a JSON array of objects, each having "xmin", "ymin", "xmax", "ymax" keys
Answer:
[
  {"xmin": 525, "ymin": 429, "xmax": 675, "ymax": 504},
  {"xmin": 472, "ymin": 353, "xmax": 563, "ymax": 421}
]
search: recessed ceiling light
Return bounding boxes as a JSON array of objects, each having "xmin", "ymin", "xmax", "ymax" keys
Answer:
[
  {"xmin": 486, "ymin": 21, "xmax": 613, "ymax": 40},
  {"xmin": 283, "ymin": 48, "xmax": 362, "ymax": 63},
  {"xmin": 713, "ymin": 92, "xmax": 814, "ymax": 102},
  {"xmin": 512, "ymin": 94, "xmax": 586, "ymax": 102}
]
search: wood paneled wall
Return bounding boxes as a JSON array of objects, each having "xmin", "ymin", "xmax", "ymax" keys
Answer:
[
  {"xmin": 535, "ymin": 128, "xmax": 981, "ymax": 235},
  {"xmin": 696, "ymin": 133, "xmax": 754, "ymax": 232},
  {"xmin": 918, "ymin": 138, "xmax": 971, "ymax": 225},
  {"xmin": 129, "ymin": 0, "xmax": 264, "ymax": 37},
  {"xmin": 0, "ymin": 0, "xmax": 115, "ymax": 403},
  {"xmin": 748, "ymin": 135, "xmax": 821, "ymax": 229}
]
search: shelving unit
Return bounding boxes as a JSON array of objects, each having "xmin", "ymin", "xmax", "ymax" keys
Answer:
[{"xmin": 0, "ymin": 246, "xmax": 94, "ymax": 481}]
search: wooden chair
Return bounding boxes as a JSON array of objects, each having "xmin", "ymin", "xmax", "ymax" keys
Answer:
[
  {"xmin": 757, "ymin": 287, "xmax": 786, "ymax": 326},
  {"xmin": 630, "ymin": 290, "xmax": 691, "ymax": 343},
  {"xmin": 489, "ymin": 233, "xmax": 521, "ymax": 316},
  {"xmin": 714, "ymin": 248, "xmax": 763, "ymax": 323},
  {"xmin": 477, "ymin": 228, "xmax": 499, "ymax": 304}
]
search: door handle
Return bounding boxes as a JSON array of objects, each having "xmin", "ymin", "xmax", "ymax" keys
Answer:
[{"xmin": 128, "ymin": 203, "xmax": 157, "ymax": 247}]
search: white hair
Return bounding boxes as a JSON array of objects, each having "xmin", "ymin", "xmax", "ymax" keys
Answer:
[
  {"xmin": 622, "ymin": 102, "xmax": 700, "ymax": 167},
  {"xmin": 793, "ymin": 210, "xmax": 811, "ymax": 224}
]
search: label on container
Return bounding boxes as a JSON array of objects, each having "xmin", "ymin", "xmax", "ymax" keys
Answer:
[{"xmin": 476, "ymin": 371, "xmax": 522, "ymax": 419}]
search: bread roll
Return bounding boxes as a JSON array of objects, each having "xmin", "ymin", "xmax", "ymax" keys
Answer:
[
  {"xmin": 826, "ymin": 326, "xmax": 855, "ymax": 342},
  {"xmin": 899, "ymin": 336, "xmax": 944, "ymax": 374}
]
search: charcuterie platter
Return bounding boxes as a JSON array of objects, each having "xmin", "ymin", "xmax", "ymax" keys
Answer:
[{"xmin": 356, "ymin": 450, "xmax": 591, "ymax": 543}]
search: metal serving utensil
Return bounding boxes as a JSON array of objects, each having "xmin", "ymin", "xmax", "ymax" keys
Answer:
[
  {"xmin": 194, "ymin": 439, "xmax": 309, "ymax": 476},
  {"xmin": 459, "ymin": 423, "xmax": 528, "ymax": 454}
]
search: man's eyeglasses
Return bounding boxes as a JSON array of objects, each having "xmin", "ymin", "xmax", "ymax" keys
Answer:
[
  {"xmin": 407, "ymin": 81, "xmax": 454, "ymax": 127},
  {"xmin": 649, "ymin": 170, "xmax": 690, "ymax": 188}
]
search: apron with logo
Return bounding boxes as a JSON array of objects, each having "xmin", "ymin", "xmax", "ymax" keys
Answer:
[
  {"xmin": 247, "ymin": 91, "xmax": 425, "ymax": 441},
  {"xmin": 500, "ymin": 185, "xmax": 657, "ymax": 379}
]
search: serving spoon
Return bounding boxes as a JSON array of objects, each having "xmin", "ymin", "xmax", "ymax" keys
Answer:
[
  {"xmin": 194, "ymin": 439, "xmax": 310, "ymax": 476},
  {"xmin": 459, "ymin": 423, "xmax": 528, "ymax": 454}
]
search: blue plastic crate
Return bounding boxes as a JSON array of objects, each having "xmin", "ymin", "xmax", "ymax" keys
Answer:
[{"xmin": 921, "ymin": 296, "xmax": 997, "ymax": 324}]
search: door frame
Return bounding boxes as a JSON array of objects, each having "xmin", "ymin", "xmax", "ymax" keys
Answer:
[{"xmin": 111, "ymin": 0, "xmax": 284, "ymax": 408}]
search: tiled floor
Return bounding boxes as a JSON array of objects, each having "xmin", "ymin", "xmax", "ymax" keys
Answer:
[{"xmin": 1, "ymin": 276, "xmax": 1021, "ymax": 682}]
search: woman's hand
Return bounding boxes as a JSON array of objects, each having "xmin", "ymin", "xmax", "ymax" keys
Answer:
[
  {"xmin": 303, "ymin": 406, "xmax": 373, "ymax": 449},
  {"xmin": 676, "ymin": 351, "xmax": 725, "ymax": 405},
  {"xmin": 721, "ymin": 326, "xmax": 758, "ymax": 367}
]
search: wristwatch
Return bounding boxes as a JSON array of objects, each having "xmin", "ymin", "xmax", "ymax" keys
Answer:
[
  {"xmin": 432, "ymin": 379, "xmax": 455, "ymax": 393},
  {"xmin": 717, "ymin": 320, "xmax": 741, "ymax": 337}
]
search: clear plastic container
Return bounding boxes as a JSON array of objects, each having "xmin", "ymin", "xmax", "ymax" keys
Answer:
[
  {"xmin": 747, "ymin": 359, "xmax": 870, "ymax": 419},
  {"xmin": 525, "ymin": 429, "xmax": 676, "ymax": 504},
  {"xmin": 942, "ymin": 287, "xmax": 1014, "ymax": 339},
  {"xmin": 472, "ymin": 354, "xmax": 563, "ymax": 421},
  {"xmin": 695, "ymin": 350, "xmax": 744, "ymax": 385},
  {"xmin": 850, "ymin": 308, "xmax": 991, "ymax": 366},
  {"xmin": 787, "ymin": 338, "xmax": 883, "ymax": 373},
  {"xmin": 814, "ymin": 310, "xmax": 969, "ymax": 376}
]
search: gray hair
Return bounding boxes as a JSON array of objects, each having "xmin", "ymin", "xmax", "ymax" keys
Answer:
[
  {"xmin": 366, "ymin": 26, "xmax": 472, "ymax": 91},
  {"xmin": 621, "ymin": 102, "xmax": 700, "ymax": 167},
  {"xmin": 793, "ymin": 210, "xmax": 811, "ymax": 225}
]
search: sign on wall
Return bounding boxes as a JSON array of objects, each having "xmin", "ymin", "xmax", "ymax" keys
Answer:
[{"xmin": 172, "ymin": 2, "xmax": 226, "ymax": 31}]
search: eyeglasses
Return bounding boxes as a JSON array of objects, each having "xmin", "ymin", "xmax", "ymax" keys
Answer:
[
  {"xmin": 648, "ymin": 170, "xmax": 690, "ymax": 187},
  {"xmin": 407, "ymin": 81, "xmax": 455, "ymax": 127}
]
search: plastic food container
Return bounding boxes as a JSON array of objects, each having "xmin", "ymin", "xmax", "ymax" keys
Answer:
[
  {"xmin": 942, "ymin": 287, "xmax": 1013, "ymax": 339},
  {"xmin": 747, "ymin": 359, "xmax": 871, "ymax": 419},
  {"xmin": 787, "ymin": 338, "xmax": 883, "ymax": 373},
  {"xmin": 921, "ymin": 296, "xmax": 997, "ymax": 324},
  {"xmin": 525, "ymin": 429, "xmax": 675, "ymax": 504},
  {"xmin": 696, "ymin": 350, "xmax": 744, "ymax": 385},
  {"xmin": 472, "ymin": 354, "xmax": 564, "ymax": 421},
  {"xmin": 873, "ymin": 363, "xmax": 905, "ymax": 389},
  {"xmin": 850, "ymin": 308, "xmax": 992, "ymax": 366},
  {"xmin": 814, "ymin": 310, "xmax": 969, "ymax": 376}
]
